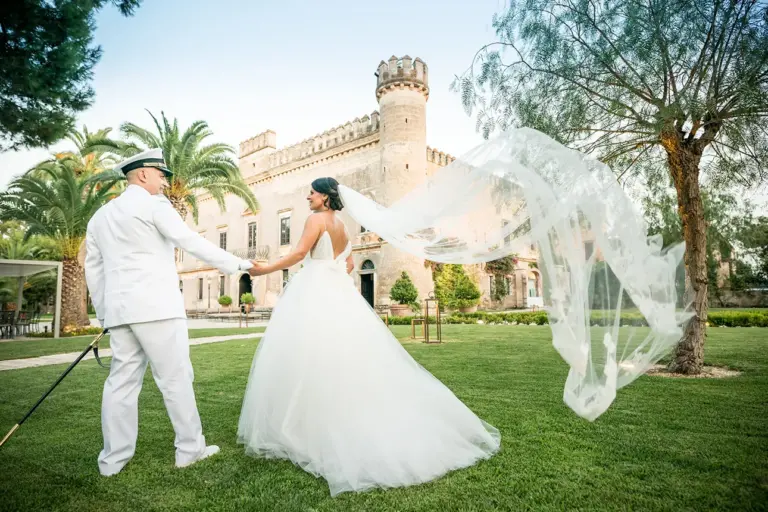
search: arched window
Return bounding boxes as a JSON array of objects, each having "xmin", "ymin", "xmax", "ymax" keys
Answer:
[{"xmin": 361, "ymin": 260, "xmax": 375, "ymax": 271}]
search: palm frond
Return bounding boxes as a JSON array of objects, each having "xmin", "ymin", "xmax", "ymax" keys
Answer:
[{"xmin": 0, "ymin": 161, "xmax": 118, "ymax": 259}]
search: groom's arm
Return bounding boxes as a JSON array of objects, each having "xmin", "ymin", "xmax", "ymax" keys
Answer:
[{"xmin": 151, "ymin": 195, "xmax": 253, "ymax": 275}]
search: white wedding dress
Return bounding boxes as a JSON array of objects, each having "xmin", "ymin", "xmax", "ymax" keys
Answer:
[{"xmin": 237, "ymin": 228, "xmax": 500, "ymax": 496}]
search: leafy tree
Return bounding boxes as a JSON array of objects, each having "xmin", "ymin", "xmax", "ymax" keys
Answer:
[
  {"xmin": 732, "ymin": 216, "xmax": 768, "ymax": 289},
  {"xmin": 453, "ymin": 272, "xmax": 482, "ymax": 308},
  {"xmin": 0, "ymin": 0, "xmax": 143, "ymax": 150},
  {"xmin": 433, "ymin": 264, "xmax": 482, "ymax": 309},
  {"xmin": 644, "ymin": 185, "xmax": 768, "ymax": 300},
  {"xmin": 454, "ymin": 0, "xmax": 768, "ymax": 374}
]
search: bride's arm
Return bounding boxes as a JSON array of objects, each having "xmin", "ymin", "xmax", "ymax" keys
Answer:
[{"xmin": 250, "ymin": 216, "xmax": 324, "ymax": 276}]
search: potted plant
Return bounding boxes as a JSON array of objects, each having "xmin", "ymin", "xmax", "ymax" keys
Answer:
[
  {"xmin": 218, "ymin": 295, "xmax": 233, "ymax": 313},
  {"xmin": 240, "ymin": 292, "xmax": 255, "ymax": 313},
  {"xmin": 389, "ymin": 272, "xmax": 419, "ymax": 317}
]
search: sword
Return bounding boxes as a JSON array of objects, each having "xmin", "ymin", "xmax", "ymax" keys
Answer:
[{"xmin": 0, "ymin": 329, "xmax": 110, "ymax": 448}]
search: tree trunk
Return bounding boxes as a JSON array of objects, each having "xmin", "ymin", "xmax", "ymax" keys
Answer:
[
  {"xmin": 61, "ymin": 258, "xmax": 90, "ymax": 330},
  {"xmin": 167, "ymin": 194, "xmax": 188, "ymax": 262},
  {"xmin": 664, "ymin": 137, "xmax": 707, "ymax": 374},
  {"xmin": 168, "ymin": 195, "xmax": 189, "ymax": 220}
]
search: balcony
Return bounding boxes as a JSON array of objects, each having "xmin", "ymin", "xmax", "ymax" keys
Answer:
[{"xmin": 230, "ymin": 245, "xmax": 270, "ymax": 261}]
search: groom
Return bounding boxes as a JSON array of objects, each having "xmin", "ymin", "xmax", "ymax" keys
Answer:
[{"xmin": 85, "ymin": 148, "xmax": 257, "ymax": 476}]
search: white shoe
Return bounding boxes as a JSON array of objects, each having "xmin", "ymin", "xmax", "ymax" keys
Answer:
[
  {"xmin": 175, "ymin": 445, "xmax": 220, "ymax": 468},
  {"xmin": 99, "ymin": 462, "xmax": 127, "ymax": 477}
]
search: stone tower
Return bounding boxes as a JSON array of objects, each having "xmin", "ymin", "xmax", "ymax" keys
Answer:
[
  {"xmin": 374, "ymin": 55, "xmax": 434, "ymax": 304},
  {"xmin": 376, "ymin": 55, "xmax": 429, "ymax": 205}
]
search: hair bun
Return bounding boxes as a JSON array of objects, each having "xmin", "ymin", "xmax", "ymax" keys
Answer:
[
  {"xmin": 311, "ymin": 176, "xmax": 345, "ymax": 211},
  {"xmin": 327, "ymin": 189, "xmax": 344, "ymax": 211}
]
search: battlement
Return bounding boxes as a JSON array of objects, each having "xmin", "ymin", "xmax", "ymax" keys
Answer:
[
  {"xmin": 242, "ymin": 111, "xmax": 381, "ymax": 172},
  {"xmin": 239, "ymin": 130, "xmax": 276, "ymax": 158},
  {"xmin": 375, "ymin": 55, "xmax": 429, "ymax": 100},
  {"xmin": 426, "ymin": 146, "xmax": 455, "ymax": 166}
]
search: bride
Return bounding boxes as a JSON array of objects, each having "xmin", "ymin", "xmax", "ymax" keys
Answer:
[{"xmin": 237, "ymin": 177, "xmax": 500, "ymax": 496}]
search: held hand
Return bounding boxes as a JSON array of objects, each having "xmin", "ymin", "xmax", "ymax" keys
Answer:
[{"xmin": 248, "ymin": 261, "xmax": 269, "ymax": 277}]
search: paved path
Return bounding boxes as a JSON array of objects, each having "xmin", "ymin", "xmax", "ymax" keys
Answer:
[
  {"xmin": 88, "ymin": 318, "xmax": 270, "ymax": 330},
  {"xmin": 0, "ymin": 332, "xmax": 263, "ymax": 372}
]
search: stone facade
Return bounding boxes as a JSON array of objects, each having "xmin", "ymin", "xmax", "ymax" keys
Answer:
[{"xmin": 176, "ymin": 55, "xmax": 543, "ymax": 313}]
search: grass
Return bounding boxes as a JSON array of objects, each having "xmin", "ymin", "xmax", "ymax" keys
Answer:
[
  {"xmin": 0, "ymin": 325, "xmax": 766, "ymax": 511},
  {"xmin": 0, "ymin": 327, "xmax": 265, "ymax": 361}
]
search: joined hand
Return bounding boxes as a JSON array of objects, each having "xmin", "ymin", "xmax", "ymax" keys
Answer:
[{"xmin": 248, "ymin": 261, "xmax": 268, "ymax": 276}]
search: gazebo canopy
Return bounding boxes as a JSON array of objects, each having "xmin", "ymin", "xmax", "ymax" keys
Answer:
[
  {"xmin": 0, "ymin": 259, "xmax": 62, "ymax": 338},
  {"xmin": 0, "ymin": 259, "xmax": 60, "ymax": 277}
]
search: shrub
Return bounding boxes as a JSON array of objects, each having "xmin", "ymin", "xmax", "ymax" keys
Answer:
[
  {"xmin": 453, "ymin": 272, "xmax": 481, "ymax": 308},
  {"xmin": 29, "ymin": 326, "xmax": 103, "ymax": 338},
  {"xmin": 390, "ymin": 272, "xmax": 419, "ymax": 305}
]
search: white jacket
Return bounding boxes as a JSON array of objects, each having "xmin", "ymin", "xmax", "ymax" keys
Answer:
[{"xmin": 85, "ymin": 185, "xmax": 252, "ymax": 329}]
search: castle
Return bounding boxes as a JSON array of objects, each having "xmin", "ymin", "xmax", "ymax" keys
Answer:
[{"xmin": 175, "ymin": 56, "xmax": 543, "ymax": 313}]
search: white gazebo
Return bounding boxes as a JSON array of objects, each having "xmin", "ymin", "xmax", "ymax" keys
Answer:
[{"xmin": 0, "ymin": 259, "xmax": 62, "ymax": 338}]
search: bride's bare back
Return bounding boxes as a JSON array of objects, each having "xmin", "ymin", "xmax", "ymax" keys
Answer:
[{"xmin": 311, "ymin": 211, "xmax": 349, "ymax": 260}]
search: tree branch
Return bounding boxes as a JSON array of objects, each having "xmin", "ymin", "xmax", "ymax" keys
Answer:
[
  {"xmin": 505, "ymin": 42, "xmax": 653, "ymax": 126},
  {"xmin": 683, "ymin": 0, "xmax": 720, "ymax": 103},
  {"xmin": 544, "ymin": 2, "xmax": 659, "ymax": 105}
]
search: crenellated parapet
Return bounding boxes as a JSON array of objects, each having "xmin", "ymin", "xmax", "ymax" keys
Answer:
[
  {"xmin": 426, "ymin": 146, "xmax": 455, "ymax": 166},
  {"xmin": 239, "ymin": 111, "xmax": 380, "ymax": 172},
  {"xmin": 239, "ymin": 130, "xmax": 276, "ymax": 158},
  {"xmin": 264, "ymin": 111, "xmax": 380, "ymax": 170},
  {"xmin": 375, "ymin": 55, "xmax": 429, "ymax": 100}
]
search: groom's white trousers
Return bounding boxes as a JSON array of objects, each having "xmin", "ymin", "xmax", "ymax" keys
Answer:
[{"xmin": 98, "ymin": 318, "xmax": 206, "ymax": 476}]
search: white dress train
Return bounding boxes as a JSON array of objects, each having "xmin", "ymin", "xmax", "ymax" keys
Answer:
[{"xmin": 237, "ymin": 231, "xmax": 500, "ymax": 496}]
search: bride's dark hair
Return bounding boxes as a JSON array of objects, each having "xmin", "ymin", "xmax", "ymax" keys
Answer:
[{"xmin": 311, "ymin": 177, "xmax": 344, "ymax": 211}]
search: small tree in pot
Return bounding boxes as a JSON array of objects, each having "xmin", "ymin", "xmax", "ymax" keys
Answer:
[
  {"xmin": 240, "ymin": 292, "xmax": 255, "ymax": 313},
  {"xmin": 218, "ymin": 294, "xmax": 233, "ymax": 313},
  {"xmin": 389, "ymin": 272, "xmax": 419, "ymax": 317}
]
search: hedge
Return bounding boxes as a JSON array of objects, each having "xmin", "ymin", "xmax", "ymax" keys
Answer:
[
  {"xmin": 382, "ymin": 309, "xmax": 768, "ymax": 327},
  {"xmin": 28, "ymin": 326, "xmax": 104, "ymax": 338}
]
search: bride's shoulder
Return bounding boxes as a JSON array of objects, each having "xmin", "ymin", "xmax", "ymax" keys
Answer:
[{"xmin": 304, "ymin": 212, "xmax": 326, "ymax": 226}]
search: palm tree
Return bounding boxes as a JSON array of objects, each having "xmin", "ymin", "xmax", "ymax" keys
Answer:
[
  {"xmin": 98, "ymin": 110, "xmax": 259, "ymax": 222},
  {"xmin": 28, "ymin": 126, "xmax": 128, "ymax": 203},
  {"xmin": 0, "ymin": 164, "xmax": 120, "ymax": 329},
  {"xmin": 60, "ymin": 126, "xmax": 121, "ymax": 175},
  {"xmin": 30, "ymin": 126, "xmax": 123, "ymax": 177}
]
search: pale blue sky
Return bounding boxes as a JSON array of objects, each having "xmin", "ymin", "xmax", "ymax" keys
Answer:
[{"xmin": 0, "ymin": 0, "xmax": 507, "ymax": 189}]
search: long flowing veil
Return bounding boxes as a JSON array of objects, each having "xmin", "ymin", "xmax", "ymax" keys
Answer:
[{"xmin": 339, "ymin": 127, "xmax": 692, "ymax": 421}]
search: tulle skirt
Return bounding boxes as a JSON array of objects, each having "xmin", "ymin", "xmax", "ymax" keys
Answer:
[{"xmin": 236, "ymin": 262, "xmax": 500, "ymax": 496}]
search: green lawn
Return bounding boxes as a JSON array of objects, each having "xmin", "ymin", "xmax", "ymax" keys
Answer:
[
  {"xmin": 0, "ymin": 325, "xmax": 766, "ymax": 511},
  {"xmin": 0, "ymin": 327, "xmax": 265, "ymax": 361}
]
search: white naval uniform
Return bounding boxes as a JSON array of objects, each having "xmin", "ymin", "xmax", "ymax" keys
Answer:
[{"xmin": 85, "ymin": 184, "xmax": 252, "ymax": 475}]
